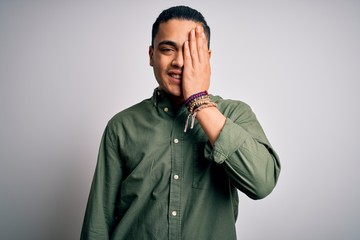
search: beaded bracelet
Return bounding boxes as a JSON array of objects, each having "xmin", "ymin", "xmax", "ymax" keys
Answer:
[
  {"xmin": 184, "ymin": 92, "xmax": 218, "ymax": 132},
  {"xmin": 187, "ymin": 96, "xmax": 211, "ymax": 113},
  {"xmin": 184, "ymin": 101, "xmax": 218, "ymax": 132},
  {"xmin": 185, "ymin": 91, "xmax": 208, "ymax": 107},
  {"xmin": 194, "ymin": 101, "xmax": 217, "ymax": 113}
]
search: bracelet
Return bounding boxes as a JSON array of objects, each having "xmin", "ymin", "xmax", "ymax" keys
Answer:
[
  {"xmin": 187, "ymin": 96, "xmax": 211, "ymax": 113},
  {"xmin": 183, "ymin": 90, "xmax": 218, "ymax": 132},
  {"xmin": 194, "ymin": 102, "xmax": 217, "ymax": 113},
  {"xmin": 184, "ymin": 101, "xmax": 218, "ymax": 132},
  {"xmin": 185, "ymin": 91, "xmax": 208, "ymax": 106}
]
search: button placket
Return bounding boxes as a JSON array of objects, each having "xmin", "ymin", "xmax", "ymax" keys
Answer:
[{"xmin": 168, "ymin": 113, "xmax": 185, "ymax": 239}]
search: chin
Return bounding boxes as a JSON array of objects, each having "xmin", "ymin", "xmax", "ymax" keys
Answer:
[
  {"xmin": 162, "ymin": 85, "xmax": 181, "ymax": 97},
  {"xmin": 170, "ymin": 89, "xmax": 183, "ymax": 98}
]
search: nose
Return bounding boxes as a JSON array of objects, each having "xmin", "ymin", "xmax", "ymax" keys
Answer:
[{"xmin": 171, "ymin": 51, "xmax": 184, "ymax": 68}]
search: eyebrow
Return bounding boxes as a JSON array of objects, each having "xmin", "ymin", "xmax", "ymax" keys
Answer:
[{"xmin": 158, "ymin": 40, "xmax": 178, "ymax": 48}]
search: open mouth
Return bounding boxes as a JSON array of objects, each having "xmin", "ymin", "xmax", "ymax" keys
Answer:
[{"xmin": 170, "ymin": 74, "xmax": 182, "ymax": 80}]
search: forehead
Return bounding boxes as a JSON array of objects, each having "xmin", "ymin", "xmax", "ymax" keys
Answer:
[{"xmin": 154, "ymin": 19, "xmax": 200, "ymax": 46}]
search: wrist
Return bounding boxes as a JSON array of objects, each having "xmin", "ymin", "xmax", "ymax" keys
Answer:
[
  {"xmin": 184, "ymin": 90, "xmax": 208, "ymax": 106},
  {"xmin": 183, "ymin": 90, "xmax": 218, "ymax": 133}
]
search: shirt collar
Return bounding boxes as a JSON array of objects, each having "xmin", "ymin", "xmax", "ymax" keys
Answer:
[
  {"xmin": 151, "ymin": 87, "xmax": 165, "ymax": 106},
  {"xmin": 151, "ymin": 87, "xmax": 187, "ymax": 116}
]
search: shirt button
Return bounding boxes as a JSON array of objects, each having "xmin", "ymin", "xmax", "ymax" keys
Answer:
[
  {"xmin": 174, "ymin": 139, "xmax": 179, "ymax": 144},
  {"xmin": 164, "ymin": 107, "xmax": 169, "ymax": 112},
  {"xmin": 171, "ymin": 211, "xmax": 177, "ymax": 216},
  {"xmin": 174, "ymin": 174, "xmax": 179, "ymax": 180}
]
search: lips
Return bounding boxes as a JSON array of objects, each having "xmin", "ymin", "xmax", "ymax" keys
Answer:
[
  {"xmin": 168, "ymin": 71, "xmax": 182, "ymax": 81},
  {"xmin": 170, "ymin": 74, "xmax": 182, "ymax": 79}
]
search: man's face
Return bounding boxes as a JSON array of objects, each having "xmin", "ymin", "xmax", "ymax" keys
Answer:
[{"xmin": 149, "ymin": 19, "xmax": 204, "ymax": 99}]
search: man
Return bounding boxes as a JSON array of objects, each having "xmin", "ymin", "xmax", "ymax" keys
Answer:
[{"xmin": 81, "ymin": 5, "xmax": 280, "ymax": 240}]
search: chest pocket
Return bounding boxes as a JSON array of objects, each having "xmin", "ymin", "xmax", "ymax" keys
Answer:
[{"xmin": 192, "ymin": 142, "xmax": 213, "ymax": 189}]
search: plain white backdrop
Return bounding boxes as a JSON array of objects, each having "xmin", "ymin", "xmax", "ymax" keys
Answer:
[{"xmin": 1, "ymin": 0, "xmax": 359, "ymax": 239}]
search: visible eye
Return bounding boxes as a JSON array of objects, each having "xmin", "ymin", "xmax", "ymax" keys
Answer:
[{"xmin": 160, "ymin": 48, "xmax": 174, "ymax": 54}]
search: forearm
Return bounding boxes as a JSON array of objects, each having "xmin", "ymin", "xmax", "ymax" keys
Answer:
[
  {"xmin": 196, "ymin": 106, "xmax": 226, "ymax": 145},
  {"xmin": 204, "ymin": 110, "xmax": 280, "ymax": 199},
  {"xmin": 221, "ymin": 128, "xmax": 280, "ymax": 199}
]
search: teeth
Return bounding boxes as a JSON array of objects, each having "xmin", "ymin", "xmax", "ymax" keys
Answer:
[{"xmin": 171, "ymin": 74, "xmax": 182, "ymax": 79}]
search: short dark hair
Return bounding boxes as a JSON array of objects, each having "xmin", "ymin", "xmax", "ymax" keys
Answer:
[{"xmin": 151, "ymin": 6, "xmax": 211, "ymax": 48}]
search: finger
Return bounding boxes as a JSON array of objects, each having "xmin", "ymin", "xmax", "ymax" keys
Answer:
[
  {"xmin": 189, "ymin": 28, "xmax": 198, "ymax": 67},
  {"xmin": 183, "ymin": 40, "xmax": 192, "ymax": 69},
  {"xmin": 196, "ymin": 26, "xmax": 207, "ymax": 63}
]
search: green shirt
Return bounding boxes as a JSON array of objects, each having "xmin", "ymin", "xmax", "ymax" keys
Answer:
[{"xmin": 81, "ymin": 88, "xmax": 280, "ymax": 240}]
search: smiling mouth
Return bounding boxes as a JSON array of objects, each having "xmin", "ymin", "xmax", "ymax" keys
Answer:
[{"xmin": 170, "ymin": 74, "xmax": 182, "ymax": 80}]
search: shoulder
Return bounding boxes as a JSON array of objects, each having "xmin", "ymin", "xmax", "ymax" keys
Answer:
[
  {"xmin": 107, "ymin": 98, "xmax": 153, "ymax": 128},
  {"xmin": 211, "ymin": 94, "xmax": 252, "ymax": 112},
  {"xmin": 210, "ymin": 94, "xmax": 257, "ymax": 123}
]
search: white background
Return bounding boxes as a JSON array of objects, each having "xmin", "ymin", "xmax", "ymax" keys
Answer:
[{"xmin": 1, "ymin": 0, "xmax": 359, "ymax": 239}]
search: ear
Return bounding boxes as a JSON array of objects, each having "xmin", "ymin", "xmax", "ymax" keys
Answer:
[
  {"xmin": 149, "ymin": 46, "xmax": 154, "ymax": 66},
  {"xmin": 208, "ymin": 49, "xmax": 212, "ymax": 59}
]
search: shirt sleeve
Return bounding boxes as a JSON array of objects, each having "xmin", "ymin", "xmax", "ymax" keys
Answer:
[
  {"xmin": 80, "ymin": 124, "xmax": 123, "ymax": 239},
  {"xmin": 204, "ymin": 102, "xmax": 281, "ymax": 200}
]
